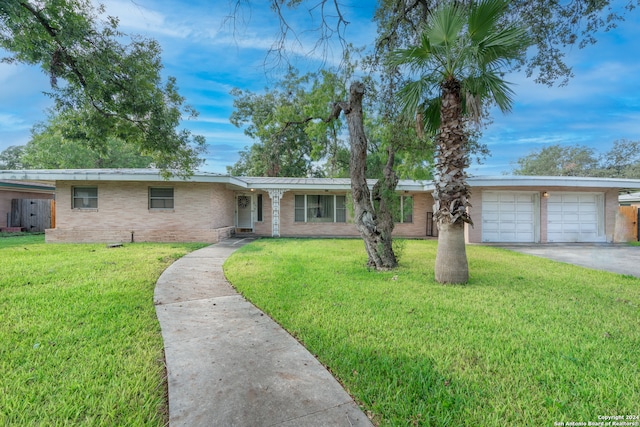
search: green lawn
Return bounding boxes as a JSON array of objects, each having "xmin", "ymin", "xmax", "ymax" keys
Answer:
[
  {"xmin": 0, "ymin": 234, "xmax": 207, "ymax": 426},
  {"xmin": 224, "ymin": 239, "xmax": 640, "ymax": 426}
]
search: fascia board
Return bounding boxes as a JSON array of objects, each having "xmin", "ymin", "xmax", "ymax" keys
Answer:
[
  {"xmin": 0, "ymin": 181, "xmax": 55, "ymax": 192},
  {"xmin": 0, "ymin": 169, "xmax": 238, "ymax": 185},
  {"xmin": 245, "ymin": 183, "xmax": 353, "ymax": 191},
  {"xmin": 397, "ymin": 180, "xmax": 433, "ymax": 192},
  {"xmin": 468, "ymin": 175, "xmax": 640, "ymax": 189}
]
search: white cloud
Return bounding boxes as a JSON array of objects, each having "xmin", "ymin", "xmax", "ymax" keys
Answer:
[
  {"xmin": 100, "ymin": 0, "xmax": 196, "ymax": 39},
  {"xmin": 188, "ymin": 116, "xmax": 233, "ymax": 125},
  {"xmin": 0, "ymin": 62, "xmax": 19, "ymax": 83},
  {"xmin": 0, "ymin": 113, "xmax": 32, "ymax": 132},
  {"xmin": 199, "ymin": 130, "xmax": 251, "ymax": 143}
]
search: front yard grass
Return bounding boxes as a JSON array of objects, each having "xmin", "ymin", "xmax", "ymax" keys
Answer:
[
  {"xmin": 224, "ymin": 239, "xmax": 640, "ymax": 426},
  {"xmin": 0, "ymin": 234, "xmax": 207, "ymax": 426}
]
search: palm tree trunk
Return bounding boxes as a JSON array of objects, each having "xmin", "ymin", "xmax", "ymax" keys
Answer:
[
  {"xmin": 434, "ymin": 77, "xmax": 471, "ymax": 284},
  {"xmin": 435, "ymin": 220, "xmax": 468, "ymax": 283}
]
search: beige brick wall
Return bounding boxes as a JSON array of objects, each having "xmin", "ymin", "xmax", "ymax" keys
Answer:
[
  {"xmin": 604, "ymin": 188, "xmax": 619, "ymax": 242},
  {"xmin": 47, "ymin": 181, "xmax": 235, "ymax": 243},
  {"xmin": 466, "ymin": 186, "xmax": 619, "ymax": 243},
  {"xmin": 253, "ymin": 191, "xmax": 273, "ymax": 236},
  {"xmin": 46, "ymin": 227, "xmax": 234, "ymax": 244},
  {"xmin": 46, "ymin": 180, "xmax": 622, "ymax": 243}
]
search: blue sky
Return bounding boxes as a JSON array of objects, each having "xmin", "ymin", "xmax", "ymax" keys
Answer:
[{"xmin": 1, "ymin": 1, "xmax": 639, "ymax": 176}]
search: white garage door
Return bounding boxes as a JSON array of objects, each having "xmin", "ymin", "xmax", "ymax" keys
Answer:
[
  {"xmin": 482, "ymin": 192, "xmax": 538, "ymax": 242},
  {"xmin": 547, "ymin": 193, "xmax": 605, "ymax": 242}
]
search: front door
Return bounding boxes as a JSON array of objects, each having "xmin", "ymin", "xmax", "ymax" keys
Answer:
[{"xmin": 236, "ymin": 194, "xmax": 253, "ymax": 229}]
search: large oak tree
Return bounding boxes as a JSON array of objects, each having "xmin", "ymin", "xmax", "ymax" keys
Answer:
[{"xmin": 0, "ymin": 0, "xmax": 205, "ymax": 177}]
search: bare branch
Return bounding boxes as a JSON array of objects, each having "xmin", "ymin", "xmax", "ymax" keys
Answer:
[{"xmin": 264, "ymin": 0, "xmax": 350, "ymax": 72}]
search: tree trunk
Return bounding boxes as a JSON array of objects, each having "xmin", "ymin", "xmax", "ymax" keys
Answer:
[
  {"xmin": 343, "ymin": 82, "xmax": 398, "ymax": 270},
  {"xmin": 370, "ymin": 145, "xmax": 399, "ymax": 268},
  {"xmin": 435, "ymin": 220, "xmax": 468, "ymax": 284},
  {"xmin": 434, "ymin": 77, "xmax": 471, "ymax": 284}
]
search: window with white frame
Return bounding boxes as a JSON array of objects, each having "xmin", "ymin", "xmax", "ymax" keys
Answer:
[
  {"xmin": 72, "ymin": 186, "xmax": 98, "ymax": 209},
  {"xmin": 294, "ymin": 195, "xmax": 346, "ymax": 223},
  {"xmin": 149, "ymin": 187, "xmax": 174, "ymax": 209},
  {"xmin": 394, "ymin": 195, "xmax": 413, "ymax": 223}
]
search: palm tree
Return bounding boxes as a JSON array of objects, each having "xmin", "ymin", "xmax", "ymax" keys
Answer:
[{"xmin": 391, "ymin": 0, "xmax": 530, "ymax": 284}]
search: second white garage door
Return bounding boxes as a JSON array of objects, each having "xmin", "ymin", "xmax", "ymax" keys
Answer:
[
  {"xmin": 482, "ymin": 192, "xmax": 539, "ymax": 242},
  {"xmin": 547, "ymin": 193, "xmax": 605, "ymax": 242}
]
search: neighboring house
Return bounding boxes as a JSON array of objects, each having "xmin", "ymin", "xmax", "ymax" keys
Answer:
[
  {"xmin": 0, "ymin": 180, "xmax": 55, "ymax": 232},
  {"xmin": 1, "ymin": 169, "xmax": 640, "ymax": 243},
  {"xmin": 619, "ymin": 191, "xmax": 640, "ymax": 206}
]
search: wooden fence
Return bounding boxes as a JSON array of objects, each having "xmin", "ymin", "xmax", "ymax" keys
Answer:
[
  {"xmin": 10, "ymin": 199, "xmax": 52, "ymax": 232},
  {"xmin": 618, "ymin": 206, "xmax": 639, "ymax": 242}
]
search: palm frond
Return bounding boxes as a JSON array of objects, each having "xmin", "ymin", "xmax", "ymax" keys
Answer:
[
  {"xmin": 468, "ymin": 0, "xmax": 509, "ymax": 44},
  {"xmin": 387, "ymin": 37, "xmax": 432, "ymax": 71},
  {"xmin": 467, "ymin": 73, "xmax": 516, "ymax": 113},
  {"xmin": 463, "ymin": 91, "xmax": 483, "ymax": 124},
  {"xmin": 392, "ymin": 0, "xmax": 530, "ymax": 130},
  {"xmin": 397, "ymin": 77, "xmax": 434, "ymax": 119},
  {"xmin": 477, "ymin": 26, "xmax": 530, "ymax": 66},
  {"xmin": 422, "ymin": 97, "xmax": 441, "ymax": 135},
  {"xmin": 427, "ymin": 2, "xmax": 465, "ymax": 49}
]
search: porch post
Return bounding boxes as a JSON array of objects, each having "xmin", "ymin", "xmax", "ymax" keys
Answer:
[{"xmin": 266, "ymin": 189, "xmax": 288, "ymax": 237}]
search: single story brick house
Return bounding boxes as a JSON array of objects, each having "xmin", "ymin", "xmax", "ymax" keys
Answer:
[{"xmin": 1, "ymin": 169, "xmax": 640, "ymax": 244}]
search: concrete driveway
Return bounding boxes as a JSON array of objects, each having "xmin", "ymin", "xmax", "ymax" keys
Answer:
[{"xmin": 490, "ymin": 243, "xmax": 640, "ymax": 278}]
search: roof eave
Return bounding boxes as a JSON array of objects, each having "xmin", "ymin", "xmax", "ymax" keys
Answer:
[
  {"xmin": 0, "ymin": 169, "xmax": 241, "ymax": 185},
  {"xmin": 0, "ymin": 180, "xmax": 55, "ymax": 192},
  {"xmin": 468, "ymin": 175, "xmax": 640, "ymax": 190},
  {"xmin": 246, "ymin": 183, "xmax": 353, "ymax": 191}
]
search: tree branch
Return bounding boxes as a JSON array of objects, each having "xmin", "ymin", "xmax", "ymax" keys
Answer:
[
  {"xmin": 278, "ymin": 100, "xmax": 350, "ymax": 135},
  {"xmin": 18, "ymin": 0, "xmax": 89, "ymax": 89}
]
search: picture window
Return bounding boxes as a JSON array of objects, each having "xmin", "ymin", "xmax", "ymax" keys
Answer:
[{"xmin": 294, "ymin": 195, "xmax": 346, "ymax": 223}]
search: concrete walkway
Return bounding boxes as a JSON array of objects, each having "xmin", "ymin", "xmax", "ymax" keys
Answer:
[{"xmin": 154, "ymin": 237, "xmax": 374, "ymax": 427}]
